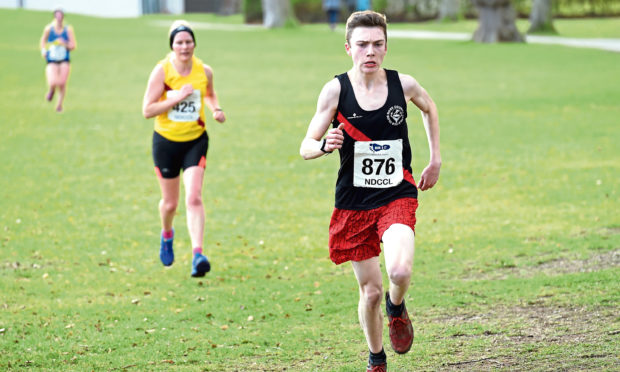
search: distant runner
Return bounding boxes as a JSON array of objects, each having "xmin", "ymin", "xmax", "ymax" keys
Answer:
[{"xmin": 39, "ymin": 8, "xmax": 76, "ymax": 112}]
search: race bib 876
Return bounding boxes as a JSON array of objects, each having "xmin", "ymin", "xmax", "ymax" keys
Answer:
[
  {"xmin": 353, "ymin": 140, "xmax": 403, "ymax": 188},
  {"xmin": 166, "ymin": 89, "xmax": 201, "ymax": 122}
]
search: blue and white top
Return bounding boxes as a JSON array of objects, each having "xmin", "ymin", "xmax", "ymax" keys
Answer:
[{"xmin": 45, "ymin": 25, "xmax": 70, "ymax": 63}]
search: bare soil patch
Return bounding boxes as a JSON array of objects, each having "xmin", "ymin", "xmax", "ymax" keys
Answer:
[
  {"xmin": 463, "ymin": 248, "xmax": 619, "ymax": 281},
  {"xmin": 431, "ymin": 304, "xmax": 619, "ymax": 371}
]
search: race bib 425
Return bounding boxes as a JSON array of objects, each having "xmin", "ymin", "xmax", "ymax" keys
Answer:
[{"xmin": 166, "ymin": 89, "xmax": 201, "ymax": 122}]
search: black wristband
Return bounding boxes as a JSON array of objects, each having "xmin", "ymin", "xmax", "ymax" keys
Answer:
[{"xmin": 320, "ymin": 138, "xmax": 332, "ymax": 154}]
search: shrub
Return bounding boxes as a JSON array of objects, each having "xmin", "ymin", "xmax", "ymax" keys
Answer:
[{"xmin": 244, "ymin": 0, "xmax": 263, "ymax": 23}]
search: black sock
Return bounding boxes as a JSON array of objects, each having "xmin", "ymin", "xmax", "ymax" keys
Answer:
[
  {"xmin": 369, "ymin": 348, "xmax": 386, "ymax": 365},
  {"xmin": 386, "ymin": 292, "xmax": 404, "ymax": 317}
]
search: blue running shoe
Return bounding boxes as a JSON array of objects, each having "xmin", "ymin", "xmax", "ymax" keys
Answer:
[
  {"xmin": 160, "ymin": 229, "xmax": 174, "ymax": 266},
  {"xmin": 191, "ymin": 253, "xmax": 211, "ymax": 277}
]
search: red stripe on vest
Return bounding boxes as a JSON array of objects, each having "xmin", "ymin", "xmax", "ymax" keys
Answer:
[
  {"xmin": 163, "ymin": 83, "xmax": 172, "ymax": 91},
  {"xmin": 403, "ymin": 169, "xmax": 417, "ymax": 187},
  {"xmin": 336, "ymin": 112, "xmax": 371, "ymax": 141},
  {"xmin": 336, "ymin": 111, "xmax": 416, "ymax": 187}
]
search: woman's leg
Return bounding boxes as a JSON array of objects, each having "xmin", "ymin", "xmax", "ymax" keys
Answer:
[
  {"xmin": 55, "ymin": 62, "xmax": 71, "ymax": 111},
  {"xmin": 45, "ymin": 63, "xmax": 60, "ymax": 101},
  {"xmin": 157, "ymin": 176, "xmax": 180, "ymax": 233},
  {"xmin": 182, "ymin": 165, "xmax": 205, "ymax": 251}
]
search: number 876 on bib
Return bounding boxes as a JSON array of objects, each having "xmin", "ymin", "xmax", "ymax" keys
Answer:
[{"xmin": 353, "ymin": 140, "xmax": 404, "ymax": 188}]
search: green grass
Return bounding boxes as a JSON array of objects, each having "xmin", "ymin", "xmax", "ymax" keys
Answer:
[{"xmin": 1, "ymin": 9, "xmax": 619, "ymax": 371}]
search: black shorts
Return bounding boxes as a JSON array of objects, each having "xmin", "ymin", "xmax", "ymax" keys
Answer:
[
  {"xmin": 152, "ymin": 131, "xmax": 208, "ymax": 179},
  {"xmin": 46, "ymin": 59, "xmax": 70, "ymax": 64}
]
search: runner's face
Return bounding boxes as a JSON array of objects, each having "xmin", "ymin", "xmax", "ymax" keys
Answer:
[
  {"xmin": 172, "ymin": 31, "xmax": 195, "ymax": 61},
  {"xmin": 346, "ymin": 27, "xmax": 387, "ymax": 74},
  {"xmin": 54, "ymin": 11, "xmax": 64, "ymax": 24}
]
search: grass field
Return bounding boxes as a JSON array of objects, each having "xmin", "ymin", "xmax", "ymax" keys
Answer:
[{"xmin": 0, "ymin": 9, "xmax": 618, "ymax": 371}]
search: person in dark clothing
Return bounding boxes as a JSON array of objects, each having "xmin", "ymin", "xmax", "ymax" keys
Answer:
[{"xmin": 299, "ymin": 11, "xmax": 441, "ymax": 372}]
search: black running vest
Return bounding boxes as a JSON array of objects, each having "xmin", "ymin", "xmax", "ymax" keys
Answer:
[{"xmin": 332, "ymin": 69, "xmax": 418, "ymax": 210}]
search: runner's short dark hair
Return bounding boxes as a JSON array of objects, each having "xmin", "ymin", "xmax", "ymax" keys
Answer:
[{"xmin": 345, "ymin": 11, "xmax": 387, "ymax": 45}]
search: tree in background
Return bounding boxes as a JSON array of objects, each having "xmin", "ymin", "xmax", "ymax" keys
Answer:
[
  {"xmin": 385, "ymin": 0, "xmax": 408, "ymax": 16},
  {"xmin": 220, "ymin": 0, "xmax": 243, "ymax": 15},
  {"xmin": 528, "ymin": 0, "xmax": 556, "ymax": 33},
  {"xmin": 473, "ymin": 0, "xmax": 524, "ymax": 42},
  {"xmin": 438, "ymin": 0, "xmax": 460, "ymax": 21},
  {"xmin": 261, "ymin": 0, "xmax": 297, "ymax": 27},
  {"xmin": 382, "ymin": 0, "xmax": 441, "ymax": 21}
]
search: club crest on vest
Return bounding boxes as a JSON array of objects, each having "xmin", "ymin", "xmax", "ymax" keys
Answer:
[{"xmin": 387, "ymin": 105, "xmax": 404, "ymax": 126}]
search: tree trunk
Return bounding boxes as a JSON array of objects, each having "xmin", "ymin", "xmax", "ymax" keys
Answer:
[
  {"xmin": 261, "ymin": 0, "xmax": 295, "ymax": 28},
  {"xmin": 219, "ymin": 0, "xmax": 242, "ymax": 15},
  {"xmin": 385, "ymin": 0, "xmax": 407, "ymax": 21},
  {"xmin": 528, "ymin": 0, "xmax": 555, "ymax": 33},
  {"xmin": 438, "ymin": 0, "xmax": 460, "ymax": 21},
  {"xmin": 473, "ymin": 0, "xmax": 524, "ymax": 43}
]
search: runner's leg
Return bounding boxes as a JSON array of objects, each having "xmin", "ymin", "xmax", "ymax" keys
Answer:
[
  {"xmin": 351, "ymin": 256, "xmax": 384, "ymax": 353},
  {"xmin": 182, "ymin": 165, "xmax": 205, "ymax": 250},
  {"xmin": 157, "ymin": 176, "xmax": 180, "ymax": 232},
  {"xmin": 382, "ymin": 223, "xmax": 415, "ymax": 305},
  {"xmin": 55, "ymin": 62, "xmax": 70, "ymax": 111},
  {"xmin": 45, "ymin": 63, "xmax": 59, "ymax": 101}
]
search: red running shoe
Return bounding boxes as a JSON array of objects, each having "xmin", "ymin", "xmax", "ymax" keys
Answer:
[
  {"xmin": 386, "ymin": 292, "xmax": 414, "ymax": 354},
  {"xmin": 367, "ymin": 362, "xmax": 387, "ymax": 372}
]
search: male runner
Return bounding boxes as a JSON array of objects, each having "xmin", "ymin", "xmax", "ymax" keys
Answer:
[{"xmin": 299, "ymin": 11, "xmax": 441, "ymax": 372}]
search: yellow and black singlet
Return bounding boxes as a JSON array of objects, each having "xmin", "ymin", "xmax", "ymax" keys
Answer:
[{"xmin": 154, "ymin": 54, "xmax": 207, "ymax": 142}]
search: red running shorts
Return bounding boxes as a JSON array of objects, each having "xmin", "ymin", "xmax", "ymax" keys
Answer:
[{"xmin": 328, "ymin": 197, "xmax": 418, "ymax": 265}]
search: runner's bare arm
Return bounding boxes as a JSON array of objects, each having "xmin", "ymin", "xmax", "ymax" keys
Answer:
[
  {"xmin": 142, "ymin": 65, "xmax": 192, "ymax": 119},
  {"xmin": 40, "ymin": 26, "xmax": 50, "ymax": 56},
  {"xmin": 300, "ymin": 79, "xmax": 344, "ymax": 160},
  {"xmin": 400, "ymin": 73, "xmax": 441, "ymax": 191},
  {"xmin": 66, "ymin": 25, "xmax": 77, "ymax": 51},
  {"xmin": 203, "ymin": 64, "xmax": 225, "ymax": 123}
]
